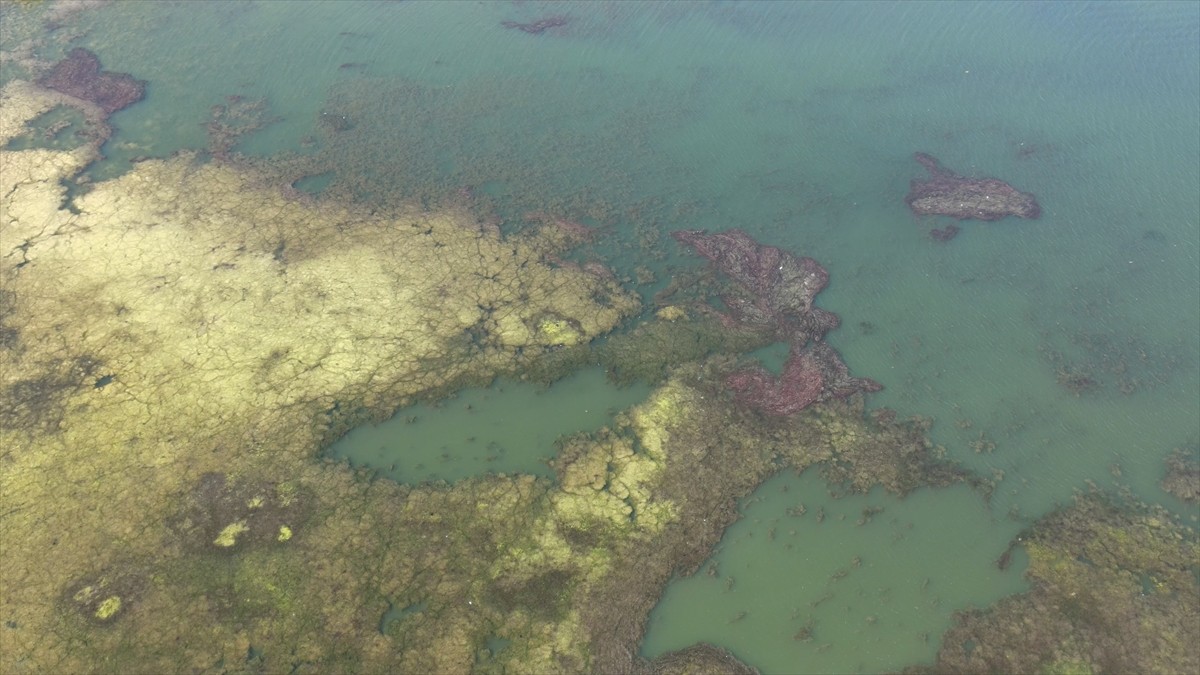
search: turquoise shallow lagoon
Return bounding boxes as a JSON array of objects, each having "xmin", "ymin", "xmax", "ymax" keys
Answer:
[{"xmin": 3, "ymin": 0, "xmax": 1196, "ymax": 671}]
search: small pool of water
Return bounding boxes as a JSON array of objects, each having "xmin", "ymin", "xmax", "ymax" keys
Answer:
[{"xmin": 326, "ymin": 367, "xmax": 650, "ymax": 484}]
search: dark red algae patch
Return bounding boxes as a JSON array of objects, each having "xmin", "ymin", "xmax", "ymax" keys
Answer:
[
  {"xmin": 905, "ymin": 152, "xmax": 1040, "ymax": 221},
  {"xmin": 37, "ymin": 48, "xmax": 146, "ymax": 117}
]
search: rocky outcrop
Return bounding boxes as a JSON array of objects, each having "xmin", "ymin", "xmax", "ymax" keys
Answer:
[
  {"xmin": 906, "ymin": 152, "xmax": 1041, "ymax": 221},
  {"xmin": 672, "ymin": 228, "xmax": 880, "ymax": 416}
]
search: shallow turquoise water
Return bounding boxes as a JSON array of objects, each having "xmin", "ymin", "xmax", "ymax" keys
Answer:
[{"xmin": 9, "ymin": 0, "xmax": 1197, "ymax": 671}]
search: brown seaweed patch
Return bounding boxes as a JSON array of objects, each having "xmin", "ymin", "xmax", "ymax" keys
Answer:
[
  {"xmin": 1039, "ymin": 327, "xmax": 1187, "ymax": 398},
  {"xmin": 37, "ymin": 48, "xmax": 146, "ymax": 116},
  {"xmin": 206, "ymin": 95, "xmax": 281, "ymax": 161},
  {"xmin": 1162, "ymin": 446, "xmax": 1200, "ymax": 504},
  {"xmin": 0, "ymin": 354, "xmax": 104, "ymax": 437},
  {"xmin": 487, "ymin": 568, "xmax": 574, "ymax": 622}
]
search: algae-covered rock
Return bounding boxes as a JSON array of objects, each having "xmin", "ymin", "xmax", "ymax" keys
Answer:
[
  {"xmin": 908, "ymin": 492, "xmax": 1199, "ymax": 675},
  {"xmin": 537, "ymin": 316, "xmax": 584, "ymax": 347},
  {"xmin": 1162, "ymin": 446, "xmax": 1200, "ymax": 504},
  {"xmin": 655, "ymin": 305, "xmax": 687, "ymax": 322},
  {"xmin": 599, "ymin": 309, "xmax": 770, "ymax": 387},
  {"xmin": 790, "ymin": 400, "xmax": 981, "ymax": 497},
  {"xmin": 641, "ymin": 642, "xmax": 760, "ymax": 675}
]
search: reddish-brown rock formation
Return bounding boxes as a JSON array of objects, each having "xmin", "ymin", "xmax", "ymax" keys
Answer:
[
  {"xmin": 38, "ymin": 48, "xmax": 146, "ymax": 116},
  {"xmin": 726, "ymin": 341, "xmax": 882, "ymax": 416},
  {"xmin": 673, "ymin": 228, "xmax": 881, "ymax": 416},
  {"xmin": 671, "ymin": 228, "xmax": 838, "ymax": 341},
  {"xmin": 906, "ymin": 152, "xmax": 1040, "ymax": 221}
]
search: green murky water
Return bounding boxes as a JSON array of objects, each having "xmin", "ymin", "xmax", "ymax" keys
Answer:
[
  {"xmin": 643, "ymin": 471, "xmax": 1030, "ymax": 673},
  {"xmin": 6, "ymin": 0, "xmax": 1196, "ymax": 671},
  {"xmin": 328, "ymin": 368, "xmax": 650, "ymax": 484}
]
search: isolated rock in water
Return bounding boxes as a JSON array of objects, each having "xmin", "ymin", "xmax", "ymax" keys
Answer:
[
  {"xmin": 671, "ymin": 228, "xmax": 836, "ymax": 340},
  {"xmin": 905, "ymin": 152, "xmax": 1041, "ymax": 221},
  {"xmin": 38, "ymin": 48, "xmax": 146, "ymax": 116}
]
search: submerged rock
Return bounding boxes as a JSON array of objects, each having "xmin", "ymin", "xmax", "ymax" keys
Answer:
[
  {"xmin": 1162, "ymin": 447, "xmax": 1200, "ymax": 504},
  {"xmin": 501, "ymin": 16, "xmax": 570, "ymax": 34},
  {"xmin": 929, "ymin": 223, "xmax": 961, "ymax": 242},
  {"xmin": 38, "ymin": 48, "xmax": 145, "ymax": 116},
  {"xmin": 905, "ymin": 152, "xmax": 1041, "ymax": 221}
]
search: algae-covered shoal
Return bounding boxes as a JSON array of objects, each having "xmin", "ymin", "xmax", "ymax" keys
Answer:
[
  {"xmin": 0, "ymin": 76, "xmax": 980, "ymax": 673},
  {"xmin": 0, "ymin": 77, "xmax": 646, "ymax": 672},
  {"xmin": 908, "ymin": 492, "xmax": 1199, "ymax": 675},
  {"xmin": 4, "ymin": 64, "xmax": 1196, "ymax": 674}
]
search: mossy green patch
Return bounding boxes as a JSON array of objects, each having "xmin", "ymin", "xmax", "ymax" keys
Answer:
[
  {"xmin": 537, "ymin": 318, "xmax": 583, "ymax": 346},
  {"xmin": 213, "ymin": 521, "xmax": 249, "ymax": 548},
  {"xmin": 93, "ymin": 595, "xmax": 121, "ymax": 620}
]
